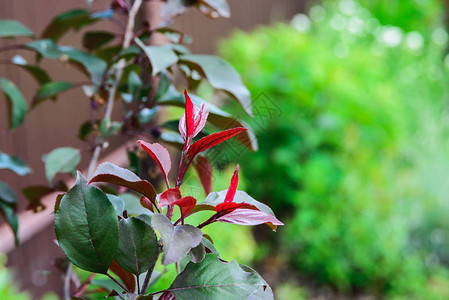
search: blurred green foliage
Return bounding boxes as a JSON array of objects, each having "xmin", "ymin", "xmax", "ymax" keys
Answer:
[{"xmin": 220, "ymin": 0, "xmax": 449, "ymax": 298}]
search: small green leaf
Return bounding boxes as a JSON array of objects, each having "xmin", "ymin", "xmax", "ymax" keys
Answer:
[
  {"xmin": 135, "ymin": 38, "xmax": 178, "ymax": 76},
  {"xmin": 41, "ymin": 9, "xmax": 91, "ymax": 41},
  {"xmin": 25, "ymin": 39, "xmax": 61, "ymax": 59},
  {"xmin": 22, "ymin": 185, "xmax": 54, "ymax": 212},
  {"xmin": 59, "ymin": 46, "xmax": 107, "ymax": 85},
  {"xmin": 100, "ymin": 118, "xmax": 123, "ymax": 138},
  {"xmin": 115, "ymin": 217, "xmax": 159, "ymax": 275},
  {"xmin": 180, "ymin": 54, "xmax": 252, "ymax": 116},
  {"xmin": 0, "ymin": 181, "xmax": 17, "ymax": 206},
  {"xmin": 55, "ymin": 172, "xmax": 119, "ymax": 273},
  {"xmin": 43, "ymin": 147, "xmax": 81, "ymax": 185},
  {"xmin": 151, "ymin": 213, "xmax": 203, "ymax": 265},
  {"xmin": 0, "ymin": 151, "xmax": 31, "ymax": 176},
  {"xmin": 12, "ymin": 56, "xmax": 51, "ymax": 84},
  {"xmin": 32, "ymin": 81, "xmax": 76, "ymax": 107},
  {"xmin": 0, "ymin": 201, "xmax": 19, "ymax": 245},
  {"xmin": 82, "ymin": 31, "xmax": 115, "ymax": 51},
  {"xmin": 168, "ymin": 254, "xmax": 262, "ymax": 299},
  {"xmin": 0, "ymin": 20, "xmax": 33, "ymax": 38},
  {"xmin": 188, "ymin": 243, "xmax": 205, "ymax": 263},
  {"xmin": 0, "ymin": 78, "xmax": 27, "ymax": 130}
]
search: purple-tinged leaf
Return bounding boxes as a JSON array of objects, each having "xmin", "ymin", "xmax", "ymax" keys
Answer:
[
  {"xmin": 140, "ymin": 196, "xmax": 154, "ymax": 213},
  {"xmin": 158, "ymin": 187, "xmax": 181, "ymax": 208},
  {"xmin": 216, "ymin": 209, "xmax": 283, "ymax": 229},
  {"xmin": 193, "ymin": 156, "xmax": 212, "ymax": 195},
  {"xmin": 151, "ymin": 213, "xmax": 203, "ymax": 266},
  {"xmin": 109, "ymin": 260, "xmax": 136, "ymax": 293},
  {"xmin": 138, "ymin": 140, "xmax": 172, "ymax": 188},
  {"xmin": 175, "ymin": 196, "xmax": 197, "ymax": 220},
  {"xmin": 224, "ymin": 164, "xmax": 239, "ymax": 203},
  {"xmin": 159, "ymin": 291, "xmax": 176, "ymax": 300},
  {"xmin": 89, "ymin": 162, "xmax": 156, "ymax": 205},
  {"xmin": 188, "ymin": 127, "xmax": 247, "ymax": 159}
]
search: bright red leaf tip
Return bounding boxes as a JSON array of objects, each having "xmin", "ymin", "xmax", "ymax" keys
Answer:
[
  {"xmin": 224, "ymin": 164, "xmax": 239, "ymax": 203},
  {"xmin": 183, "ymin": 89, "xmax": 195, "ymax": 144},
  {"xmin": 188, "ymin": 127, "xmax": 247, "ymax": 160},
  {"xmin": 138, "ymin": 140, "xmax": 171, "ymax": 189},
  {"xmin": 158, "ymin": 187, "xmax": 181, "ymax": 208},
  {"xmin": 215, "ymin": 201, "xmax": 256, "ymax": 213},
  {"xmin": 179, "ymin": 103, "xmax": 210, "ymax": 143}
]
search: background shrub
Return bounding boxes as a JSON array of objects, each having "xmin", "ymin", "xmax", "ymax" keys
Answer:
[{"xmin": 220, "ymin": 0, "xmax": 449, "ymax": 297}]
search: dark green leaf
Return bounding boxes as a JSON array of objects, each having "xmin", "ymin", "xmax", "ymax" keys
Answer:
[
  {"xmin": 55, "ymin": 172, "xmax": 119, "ymax": 273},
  {"xmin": 0, "ymin": 20, "xmax": 33, "ymax": 38},
  {"xmin": 180, "ymin": 54, "xmax": 252, "ymax": 116},
  {"xmin": 115, "ymin": 217, "xmax": 159, "ymax": 275},
  {"xmin": 151, "ymin": 213, "xmax": 203, "ymax": 265},
  {"xmin": 59, "ymin": 46, "xmax": 107, "ymax": 85},
  {"xmin": 0, "ymin": 201, "xmax": 19, "ymax": 245},
  {"xmin": 0, "ymin": 78, "xmax": 27, "ymax": 130},
  {"xmin": 135, "ymin": 38, "xmax": 178, "ymax": 76},
  {"xmin": 106, "ymin": 194, "xmax": 125, "ymax": 216},
  {"xmin": 0, "ymin": 151, "xmax": 31, "ymax": 176},
  {"xmin": 12, "ymin": 55, "xmax": 51, "ymax": 84},
  {"xmin": 32, "ymin": 81, "xmax": 76, "ymax": 107},
  {"xmin": 83, "ymin": 31, "xmax": 115, "ymax": 51},
  {"xmin": 25, "ymin": 39, "xmax": 61, "ymax": 59},
  {"xmin": 0, "ymin": 181, "xmax": 17, "ymax": 206},
  {"xmin": 43, "ymin": 147, "xmax": 81, "ymax": 185},
  {"xmin": 77, "ymin": 121, "xmax": 94, "ymax": 141},
  {"xmin": 41, "ymin": 9, "xmax": 91, "ymax": 41},
  {"xmin": 168, "ymin": 254, "xmax": 262, "ymax": 299}
]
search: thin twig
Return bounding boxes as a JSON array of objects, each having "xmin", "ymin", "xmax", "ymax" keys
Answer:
[
  {"xmin": 106, "ymin": 272, "xmax": 130, "ymax": 293},
  {"xmin": 87, "ymin": 0, "xmax": 143, "ymax": 178},
  {"xmin": 62, "ymin": 262, "xmax": 72, "ymax": 300},
  {"xmin": 140, "ymin": 243, "xmax": 161, "ymax": 294},
  {"xmin": 73, "ymin": 273, "xmax": 96, "ymax": 297}
]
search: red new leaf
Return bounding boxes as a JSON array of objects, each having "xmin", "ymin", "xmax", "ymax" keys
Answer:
[
  {"xmin": 160, "ymin": 291, "xmax": 176, "ymax": 300},
  {"xmin": 224, "ymin": 165, "xmax": 239, "ymax": 202},
  {"xmin": 109, "ymin": 259, "xmax": 136, "ymax": 293},
  {"xmin": 179, "ymin": 103, "xmax": 209, "ymax": 143},
  {"xmin": 138, "ymin": 140, "xmax": 171, "ymax": 188},
  {"xmin": 216, "ymin": 208, "xmax": 284, "ymax": 230},
  {"xmin": 184, "ymin": 89, "xmax": 195, "ymax": 143},
  {"xmin": 193, "ymin": 156, "xmax": 212, "ymax": 195},
  {"xmin": 215, "ymin": 202, "xmax": 256, "ymax": 213},
  {"xmin": 89, "ymin": 162, "xmax": 156, "ymax": 205},
  {"xmin": 140, "ymin": 196, "xmax": 154, "ymax": 213},
  {"xmin": 158, "ymin": 187, "xmax": 181, "ymax": 208},
  {"xmin": 188, "ymin": 127, "xmax": 247, "ymax": 159},
  {"xmin": 175, "ymin": 196, "xmax": 197, "ymax": 219}
]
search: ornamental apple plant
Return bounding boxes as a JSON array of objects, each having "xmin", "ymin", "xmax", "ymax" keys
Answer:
[{"xmin": 54, "ymin": 90, "xmax": 283, "ymax": 299}]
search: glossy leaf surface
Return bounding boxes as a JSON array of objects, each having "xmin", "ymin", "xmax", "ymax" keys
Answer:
[
  {"xmin": 115, "ymin": 217, "xmax": 159, "ymax": 275},
  {"xmin": 168, "ymin": 254, "xmax": 262, "ymax": 299},
  {"xmin": 135, "ymin": 38, "xmax": 178, "ymax": 76},
  {"xmin": 55, "ymin": 173, "xmax": 119, "ymax": 273},
  {"xmin": 33, "ymin": 81, "xmax": 76, "ymax": 107},
  {"xmin": 137, "ymin": 141, "xmax": 171, "ymax": 187}
]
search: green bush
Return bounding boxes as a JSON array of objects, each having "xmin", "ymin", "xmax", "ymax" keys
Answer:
[{"xmin": 220, "ymin": 0, "xmax": 449, "ymax": 297}]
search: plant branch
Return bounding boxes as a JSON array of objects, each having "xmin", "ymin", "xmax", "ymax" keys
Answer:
[
  {"xmin": 62, "ymin": 262, "xmax": 72, "ymax": 300},
  {"xmin": 73, "ymin": 273, "xmax": 96, "ymax": 297},
  {"xmin": 106, "ymin": 272, "xmax": 130, "ymax": 293},
  {"xmin": 86, "ymin": 0, "xmax": 143, "ymax": 179},
  {"xmin": 140, "ymin": 242, "xmax": 161, "ymax": 294}
]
